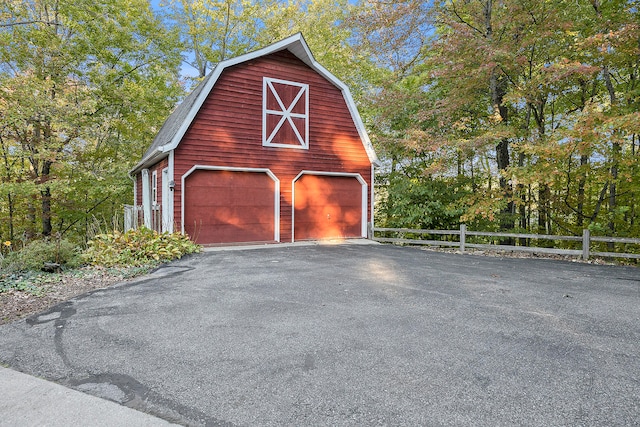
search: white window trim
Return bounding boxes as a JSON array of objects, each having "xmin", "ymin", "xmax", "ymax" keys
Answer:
[
  {"xmin": 291, "ymin": 171, "xmax": 368, "ymax": 242},
  {"xmin": 151, "ymin": 170, "xmax": 158, "ymax": 206},
  {"xmin": 181, "ymin": 165, "xmax": 280, "ymax": 242},
  {"xmin": 262, "ymin": 77, "xmax": 309, "ymax": 149}
]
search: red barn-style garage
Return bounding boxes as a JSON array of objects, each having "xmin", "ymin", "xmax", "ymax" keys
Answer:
[{"xmin": 130, "ymin": 34, "xmax": 378, "ymax": 245}]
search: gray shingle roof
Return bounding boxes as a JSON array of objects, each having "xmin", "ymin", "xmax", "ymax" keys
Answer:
[
  {"xmin": 134, "ymin": 73, "xmax": 213, "ymax": 170},
  {"xmin": 130, "ymin": 33, "xmax": 378, "ymax": 176}
]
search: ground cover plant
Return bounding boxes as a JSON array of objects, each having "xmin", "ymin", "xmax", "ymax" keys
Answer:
[
  {"xmin": 0, "ymin": 228, "xmax": 200, "ymax": 324},
  {"xmin": 1, "ymin": 238, "xmax": 82, "ymax": 273},
  {"xmin": 83, "ymin": 228, "xmax": 200, "ymax": 267}
]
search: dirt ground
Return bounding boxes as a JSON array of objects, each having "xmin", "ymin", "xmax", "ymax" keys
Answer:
[{"xmin": 0, "ymin": 268, "xmax": 137, "ymax": 325}]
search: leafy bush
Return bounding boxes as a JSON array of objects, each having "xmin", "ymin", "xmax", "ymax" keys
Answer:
[
  {"xmin": 1, "ymin": 238, "xmax": 82, "ymax": 272},
  {"xmin": 83, "ymin": 228, "xmax": 200, "ymax": 267},
  {"xmin": 377, "ymin": 164, "xmax": 469, "ymax": 230}
]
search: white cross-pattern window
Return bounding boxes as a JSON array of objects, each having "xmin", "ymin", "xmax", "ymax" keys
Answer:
[{"xmin": 262, "ymin": 77, "xmax": 309, "ymax": 149}]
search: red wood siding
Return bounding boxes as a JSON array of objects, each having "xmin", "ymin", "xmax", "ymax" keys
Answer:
[
  {"xmin": 136, "ymin": 173, "xmax": 142, "ymax": 206},
  {"xmin": 294, "ymin": 175, "xmax": 362, "ymax": 240},
  {"xmin": 173, "ymin": 50, "xmax": 372, "ymax": 242},
  {"xmin": 183, "ymin": 169, "xmax": 275, "ymax": 244}
]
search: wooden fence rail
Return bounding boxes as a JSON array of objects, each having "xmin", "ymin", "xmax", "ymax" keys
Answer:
[{"xmin": 373, "ymin": 225, "xmax": 640, "ymax": 261}]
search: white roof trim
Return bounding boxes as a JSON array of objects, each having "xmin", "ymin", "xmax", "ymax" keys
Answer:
[{"xmin": 156, "ymin": 33, "xmax": 379, "ymax": 166}]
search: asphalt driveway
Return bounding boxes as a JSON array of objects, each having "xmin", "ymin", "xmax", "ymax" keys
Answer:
[{"xmin": 1, "ymin": 243, "xmax": 639, "ymax": 426}]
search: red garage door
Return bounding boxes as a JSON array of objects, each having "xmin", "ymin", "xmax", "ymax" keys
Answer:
[
  {"xmin": 184, "ymin": 169, "xmax": 276, "ymax": 244},
  {"xmin": 294, "ymin": 174, "xmax": 363, "ymax": 241}
]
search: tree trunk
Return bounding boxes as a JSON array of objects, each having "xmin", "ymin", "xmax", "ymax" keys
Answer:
[
  {"xmin": 27, "ymin": 197, "xmax": 37, "ymax": 240},
  {"xmin": 496, "ymin": 135, "xmax": 513, "ymax": 232},
  {"xmin": 577, "ymin": 155, "xmax": 588, "ymax": 227},
  {"xmin": 7, "ymin": 192, "xmax": 15, "ymax": 241},
  {"xmin": 632, "ymin": 134, "xmax": 637, "ymax": 228},
  {"xmin": 490, "ymin": 66, "xmax": 513, "ymax": 236},
  {"xmin": 41, "ymin": 186, "xmax": 52, "ymax": 237},
  {"xmin": 1, "ymin": 139, "xmax": 15, "ymax": 241},
  {"xmin": 517, "ymin": 152, "xmax": 527, "ymax": 245},
  {"xmin": 530, "ymin": 100, "xmax": 550, "ymax": 239},
  {"xmin": 40, "ymin": 160, "xmax": 53, "ymax": 237},
  {"xmin": 485, "ymin": 0, "xmax": 513, "ymax": 235},
  {"xmin": 595, "ymin": 2, "xmax": 619, "ymax": 248},
  {"xmin": 608, "ymin": 143, "xmax": 620, "ymax": 249},
  {"xmin": 538, "ymin": 184, "xmax": 549, "ymax": 235},
  {"xmin": 603, "ymin": 64, "xmax": 619, "ymax": 249}
]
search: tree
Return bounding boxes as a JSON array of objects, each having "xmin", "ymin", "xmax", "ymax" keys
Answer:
[
  {"xmin": 160, "ymin": 0, "xmax": 276, "ymax": 78},
  {"xmin": 350, "ymin": 0, "xmax": 640, "ymax": 241},
  {"xmin": 0, "ymin": 0, "xmax": 183, "ymax": 242},
  {"xmin": 160, "ymin": 0, "xmax": 377, "ymax": 93}
]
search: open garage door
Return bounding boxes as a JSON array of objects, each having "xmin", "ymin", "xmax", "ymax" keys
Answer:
[
  {"xmin": 183, "ymin": 168, "xmax": 278, "ymax": 244},
  {"xmin": 293, "ymin": 173, "xmax": 365, "ymax": 241}
]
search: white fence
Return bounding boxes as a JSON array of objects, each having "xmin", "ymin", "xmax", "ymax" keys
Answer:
[
  {"xmin": 374, "ymin": 225, "xmax": 640, "ymax": 261},
  {"xmin": 124, "ymin": 205, "xmax": 162, "ymax": 233}
]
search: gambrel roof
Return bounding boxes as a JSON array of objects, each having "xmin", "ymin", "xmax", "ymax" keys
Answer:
[{"xmin": 130, "ymin": 33, "xmax": 378, "ymax": 175}]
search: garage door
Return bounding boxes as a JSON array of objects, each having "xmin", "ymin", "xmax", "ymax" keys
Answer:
[
  {"xmin": 293, "ymin": 174, "xmax": 364, "ymax": 240},
  {"xmin": 184, "ymin": 169, "xmax": 277, "ymax": 244}
]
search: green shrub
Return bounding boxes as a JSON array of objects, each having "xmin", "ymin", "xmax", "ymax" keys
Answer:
[
  {"xmin": 83, "ymin": 228, "xmax": 200, "ymax": 267},
  {"xmin": 1, "ymin": 238, "xmax": 82, "ymax": 272}
]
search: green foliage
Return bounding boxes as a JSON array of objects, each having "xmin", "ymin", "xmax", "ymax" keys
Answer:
[
  {"xmin": 377, "ymin": 161, "xmax": 469, "ymax": 230},
  {"xmin": 1, "ymin": 238, "xmax": 82, "ymax": 272},
  {"xmin": 0, "ymin": 0, "xmax": 183, "ymax": 242},
  {"xmin": 0, "ymin": 266, "xmax": 154, "ymax": 296},
  {"xmin": 2, "ymin": 0, "xmax": 638, "ymax": 248},
  {"xmin": 83, "ymin": 228, "xmax": 200, "ymax": 267},
  {"xmin": 355, "ymin": 0, "xmax": 640, "ymax": 238},
  {"xmin": 0, "ymin": 272, "xmax": 52, "ymax": 296}
]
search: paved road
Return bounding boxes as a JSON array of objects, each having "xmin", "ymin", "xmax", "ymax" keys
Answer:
[{"xmin": 1, "ymin": 243, "xmax": 639, "ymax": 426}]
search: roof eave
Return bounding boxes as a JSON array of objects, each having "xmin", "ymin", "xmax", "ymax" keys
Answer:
[{"xmin": 129, "ymin": 147, "xmax": 169, "ymax": 176}]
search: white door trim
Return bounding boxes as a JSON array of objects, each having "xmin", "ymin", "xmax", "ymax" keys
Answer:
[
  {"xmin": 181, "ymin": 165, "xmax": 280, "ymax": 242},
  {"xmin": 291, "ymin": 171, "xmax": 367, "ymax": 242}
]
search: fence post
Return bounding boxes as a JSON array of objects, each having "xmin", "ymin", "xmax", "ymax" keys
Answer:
[
  {"xmin": 460, "ymin": 224, "xmax": 466, "ymax": 253},
  {"xmin": 582, "ymin": 229, "xmax": 590, "ymax": 260}
]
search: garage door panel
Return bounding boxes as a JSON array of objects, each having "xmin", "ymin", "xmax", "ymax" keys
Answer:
[
  {"xmin": 294, "ymin": 174, "xmax": 363, "ymax": 240},
  {"xmin": 189, "ymin": 197, "xmax": 273, "ymax": 209},
  {"xmin": 187, "ymin": 197, "xmax": 275, "ymax": 209},
  {"xmin": 189, "ymin": 223, "xmax": 274, "ymax": 244},
  {"xmin": 184, "ymin": 170, "xmax": 276, "ymax": 244},
  {"xmin": 187, "ymin": 188, "xmax": 273, "ymax": 206},
  {"xmin": 194, "ymin": 207, "xmax": 275, "ymax": 224},
  {"xmin": 208, "ymin": 212, "xmax": 275, "ymax": 226}
]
